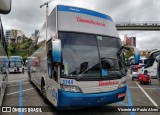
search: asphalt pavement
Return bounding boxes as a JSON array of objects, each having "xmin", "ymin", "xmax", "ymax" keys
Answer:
[{"xmin": 1, "ymin": 71, "xmax": 160, "ymax": 115}]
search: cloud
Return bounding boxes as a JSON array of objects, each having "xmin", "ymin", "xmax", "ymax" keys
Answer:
[
  {"xmin": 119, "ymin": 31, "xmax": 160, "ymax": 50},
  {"xmin": 1, "ymin": 0, "xmax": 160, "ymax": 50}
]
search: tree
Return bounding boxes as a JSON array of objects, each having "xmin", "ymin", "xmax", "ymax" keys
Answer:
[{"xmin": 8, "ymin": 36, "xmax": 33, "ymax": 62}]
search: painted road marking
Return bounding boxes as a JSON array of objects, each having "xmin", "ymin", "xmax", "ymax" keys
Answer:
[
  {"xmin": 136, "ymin": 82, "xmax": 158, "ymax": 106},
  {"xmin": 19, "ymin": 80, "xmax": 23, "ymax": 115},
  {"xmin": 8, "ymin": 79, "xmax": 27, "ymax": 83},
  {"xmin": 6, "ymin": 88, "xmax": 34, "ymax": 96},
  {"xmin": 7, "ymin": 82, "xmax": 29, "ymax": 87},
  {"xmin": 129, "ymin": 87, "xmax": 158, "ymax": 90},
  {"xmin": 150, "ymin": 84, "xmax": 160, "ymax": 91},
  {"xmin": 127, "ymin": 84, "xmax": 135, "ymax": 115},
  {"xmin": 118, "ymin": 102, "xmax": 128, "ymax": 106}
]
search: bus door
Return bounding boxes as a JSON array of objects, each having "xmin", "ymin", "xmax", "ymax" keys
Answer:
[{"xmin": 46, "ymin": 39, "xmax": 59, "ymax": 106}]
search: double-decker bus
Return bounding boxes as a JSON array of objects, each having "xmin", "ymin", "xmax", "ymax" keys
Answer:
[
  {"xmin": 9, "ymin": 56, "xmax": 23, "ymax": 73},
  {"xmin": 157, "ymin": 55, "xmax": 160, "ymax": 83},
  {"xmin": 138, "ymin": 50, "xmax": 160, "ymax": 78},
  {"xmin": 0, "ymin": 18, "xmax": 8, "ymax": 106},
  {"xmin": 28, "ymin": 5, "xmax": 140, "ymax": 109}
]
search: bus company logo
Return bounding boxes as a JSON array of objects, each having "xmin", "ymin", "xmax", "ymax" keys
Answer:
[
  {"xmin": 99, "ymin": 81, "xmax": 119, "ymax": 86},
  {"xmin": 76, "ymin": 17, "xmax": 106, "ymax": 27}
]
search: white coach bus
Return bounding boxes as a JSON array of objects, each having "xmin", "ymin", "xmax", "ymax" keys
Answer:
[
  {"xmin": 28, "ymin": 5, "xmax": 140, "ymax": 109},
  {"xmin": 9, "ymin": 56, "xmax": 23, "ymax": 73},
  {"xmin": 138, "ymin": 50, "xmax": 160, "ymax": 78},
  {"xmin": 157, "ymin": 55, "xmax": 160, "ymax": 83}
]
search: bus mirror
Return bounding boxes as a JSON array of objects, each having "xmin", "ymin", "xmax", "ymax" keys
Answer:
[
  {"xmin": 133, "ymin": 47, "xmax": 140, "ymax": 65},
  {"xmin": 52, "ymin": 40, "xmax": 61, "ymax": 63},
  {"xmin": 156, "ymin": 55, "xmax": 160, "ymax": 62},
  {"xmin": 0, "ymin": 0, "xmax": 12, "ymax": 14}
]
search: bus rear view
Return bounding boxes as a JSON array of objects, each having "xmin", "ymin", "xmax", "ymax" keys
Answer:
[{"xmin": 29, "ymin": 5, "xmax": 140, "ymax": 109}]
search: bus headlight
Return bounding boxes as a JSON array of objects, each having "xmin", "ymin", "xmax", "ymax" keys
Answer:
[
  {"xmin": 118, "ymin": 81, "xmax": 126, "ymax": 89},
  {"xmin": 61, "ymin": 85, "xmax": 81, "ymax": 93}
]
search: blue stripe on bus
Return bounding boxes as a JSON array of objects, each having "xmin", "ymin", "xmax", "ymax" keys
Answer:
[
  {"xmin": 58, "ymin": 5, "xmax": 113, "ymax": 21},
  {"xmin": 57, "ymin": 86, "xmax": 126, "ymax": 109}
]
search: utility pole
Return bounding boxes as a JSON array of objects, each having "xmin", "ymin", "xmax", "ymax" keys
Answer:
[
  {"xmin": 40, "ymin": 0, "xmax": 54, "ymax": 21},
  {"xmin": 40, "ymin": 0, "xmax": 54, "ymax": 66},
  {"xmin": 40, "ymin": 0, "xmax": 54, "ymax": 43}
]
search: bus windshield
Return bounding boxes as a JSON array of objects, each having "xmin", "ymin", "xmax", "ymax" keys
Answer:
[
  {"xmin": 9, "ymin": 57, "xmax": 23, "ymax": 68},
  {"xmin": 60, "ymin": 32, "xmax": 125, "ymax": 80},
  {"xmin": 0, "ymin": 57, "xmax": 8, "ymax": 68}
]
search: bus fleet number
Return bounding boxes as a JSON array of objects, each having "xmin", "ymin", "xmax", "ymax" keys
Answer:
[{"xmin": 62, "ymin": 80, "xmax": 73, "ymax": 85}]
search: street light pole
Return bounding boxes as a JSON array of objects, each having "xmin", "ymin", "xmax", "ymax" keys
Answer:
[
  {"xmin": 40, "ymin": 0, "xmax": 54, "ymax": 21},
  {"xmin": 40, "ymin": 0, "xmax": 55, "ymax": 69}
]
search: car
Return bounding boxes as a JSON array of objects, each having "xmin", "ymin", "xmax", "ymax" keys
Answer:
[
  {"xmin": 138, "ymin": 70, "xmax": 151, "ymax": 85},
  {"xmin": 130, "ymin": 65, "xmax": 142, "ymax": 81},
  {"xmin": 132, "ymin": 71, "xmax": 138, "ymax": 81}
]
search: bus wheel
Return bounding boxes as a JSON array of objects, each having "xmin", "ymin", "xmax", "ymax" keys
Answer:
[
  {"xmin": 140, "ymin": 81, "xmax": 144, "ymax": 85},
  {"xmin": 132, "ymin": 78, "xmax": 134, "ymax": 81},
  {"xmin": 41, "ymin": 80, "xmax": 48, "ymax": 103}
]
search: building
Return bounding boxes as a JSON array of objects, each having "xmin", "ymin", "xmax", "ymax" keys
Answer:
[
  {"xmin": 124, "ymin": 35, "xmax": 136, "ymax": 47},
  {"xmin": 17, "ymin": 30, "xmax": 25, "ymax": 43},
  {"xmin": 140, "ymin": 50, "xmax": 150, "ymax": 56},
  {"xmin": 6, "ymin": 29, "xmax": 25, "ymax": 43},
  {"xmin": 30, "ymin": 30, "xmax": 39, "ymax": 41},
  {"xmin": 10, "ymin": 29, "xmax": 17, "ymax": 42},
  {"xmin": 121, "ymin": 41, "xmax": 125, "ymax": 45},
  {"xmin": 5, "ymin": 30, "xmax": 11, "ymax": 43},
  {"xmin": 35, "ymin": 30, "xmax": 39, "ymax": 37}
]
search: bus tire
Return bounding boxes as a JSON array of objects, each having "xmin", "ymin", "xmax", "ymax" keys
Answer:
[
  {"xmin": 132, "ymin": 78, "xmax": 134, "ymax": 81},
  {"xmin": 41, "ymin": 79, "xmax": 48, "ymax": 103},
  {"xmin": 140, "ymin": 81, "xmax": 144, "ymax": 85}
]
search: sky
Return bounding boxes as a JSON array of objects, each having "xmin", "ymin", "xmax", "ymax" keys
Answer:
[{"xmin": 1, "ymin": 0, "xmax": 160, "ymax": 50}]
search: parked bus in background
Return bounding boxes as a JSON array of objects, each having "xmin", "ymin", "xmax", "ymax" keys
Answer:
[
  {"xmin": 139, "ymin": 57, "xmax": 148, "ymax": 66},
  {"xmin": 26, "ymin": 57, "xmax": 36, "ymax": 82},
  {"xmin": 0, "ymin": 56, "xmax": 8, "ymax": 73},
  {"xmin": 0, "ymin": 0, "xmax": 12, "ymax": 106},
  {"xmin": 9, "ymin": 56, "xmax": 24, "ymax": 73},
  {"xmin": 28, "ymin": 5, "xmax": 140, "ymax": 109},
  {"xmin": 138, "ymin": 50, "xmax": 160, "ymax": 78},
  {"xmin": 156, "ymin": 55, "xmax": 160, "ymax": 84}
]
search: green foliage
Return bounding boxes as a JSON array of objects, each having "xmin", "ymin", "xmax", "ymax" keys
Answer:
[{"xmin": 8, "ymin": 37, "xmax": 33, "ymax": 62}]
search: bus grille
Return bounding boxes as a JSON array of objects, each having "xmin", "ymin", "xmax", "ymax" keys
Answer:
[{"xmin": 81, "ymin": 85, "xmax": 118, "ymax": 94}]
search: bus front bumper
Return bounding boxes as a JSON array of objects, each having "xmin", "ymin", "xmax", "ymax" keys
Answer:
[
  {"xmin": 9, "ymin": 68, "xmax": 22, "ymax": 73},
  {"xmin": 57, "ymin": 86, "xmax": 126, "ymax": 109}
]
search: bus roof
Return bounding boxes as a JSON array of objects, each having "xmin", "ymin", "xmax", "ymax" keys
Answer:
[
  {"xmin": 57, "ymin": 5, "xmax": 113, "ymax": 21},
  {"xmin": 150, "ymin": 49, "xmax": 160, "ymax": 55},
  {"xmin": 56, "ymin": 5, "xmax": 119, "ymax": 38},
  {"xmin": 0, "ymin": 56, "xmax": 8, "ymax": 58},
  {"xmin": 9, "ymin": 56, "xmax": 22, "ymax": 58}
]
